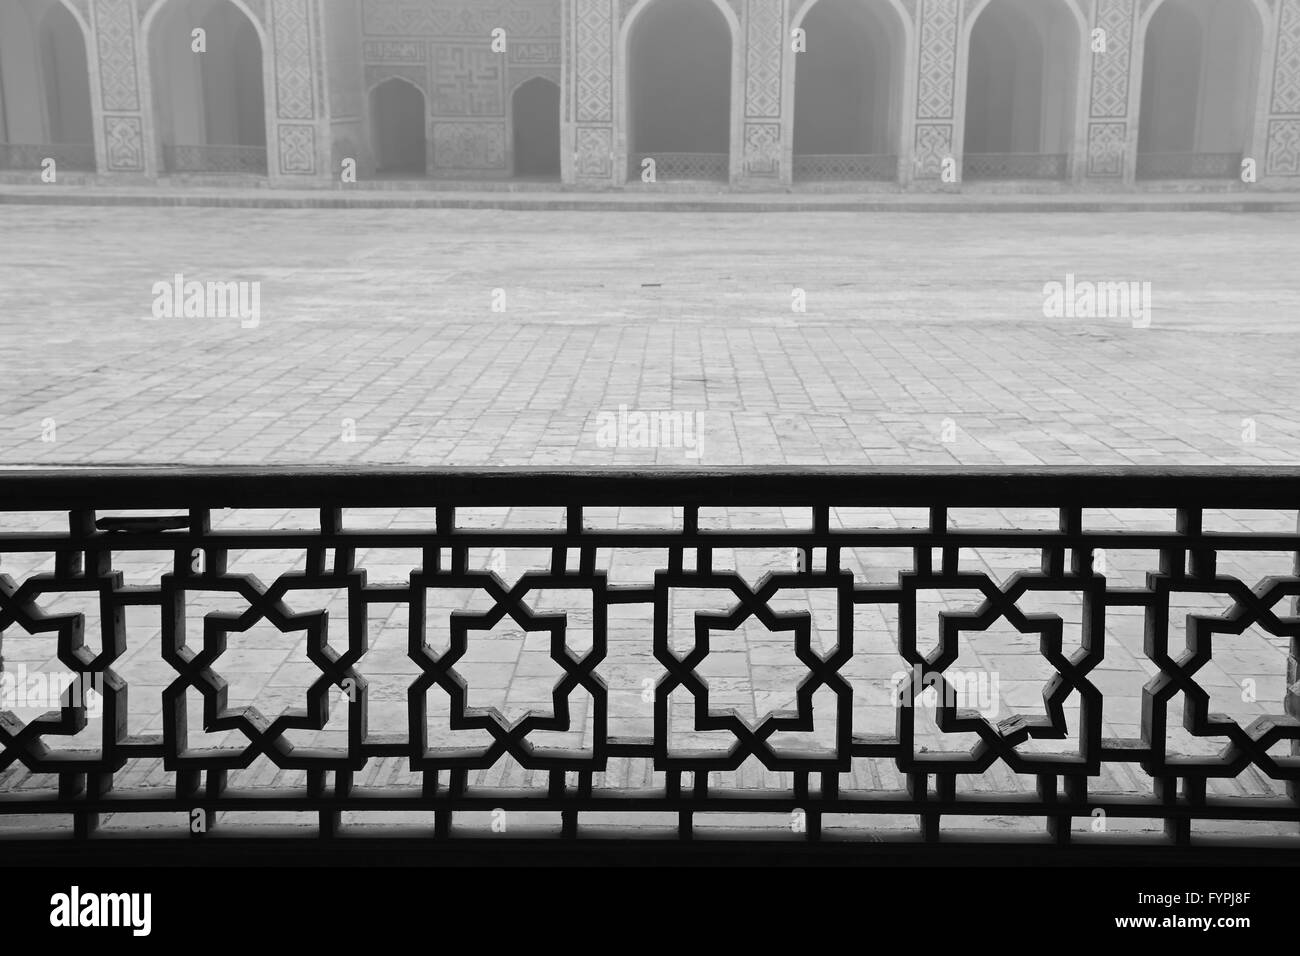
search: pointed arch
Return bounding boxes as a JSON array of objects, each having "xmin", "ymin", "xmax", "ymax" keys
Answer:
[
  {"xmin": 788, "ymin": 0, "xmax": 912, "ymax": 182},
  {"xmin": 0, "ymin": 0, "xmax": 96, "ymax": 170},
  {"xmin": 511, "ymin": 76, "xmax": 561, "ymax": 180},
  {"xmin": 957, "ymin": 0, "xmax": 1087, "ymax": 180},
  {"xmin": 369, "ymin": 75, "xmax": 428, "ymax": 176},
  {"xmin": 143, "ymin": 0, "xmax": 271, "ymax": 174},
  {"xmin": 617, "ymin": 0, "xmax": 742, "ymax": 183},
  {"xmin": 140, "ymin": 0, "xmax": 270, "ymax": 51},
  {"xmin": 1133, "ymin": 0, "xmax": 1269, "ymax": 179}
]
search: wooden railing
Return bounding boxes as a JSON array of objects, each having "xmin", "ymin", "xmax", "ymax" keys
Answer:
[{"xmin": 0, "ymin": 467, "xmax": 1296, "ymax": 852}]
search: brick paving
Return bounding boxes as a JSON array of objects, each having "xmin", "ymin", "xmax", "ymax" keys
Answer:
[
  {"xmin": 1, "ymin": 205, "xmax": 1297, "ymax": 832},
  {"xmin": 3, "ymin": 206, "xmax": 1299, "ymax": 467}
]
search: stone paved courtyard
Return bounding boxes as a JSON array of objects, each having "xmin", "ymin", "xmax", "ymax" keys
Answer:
[
  {"xmin": 2, "ymin": 205, "xmax": 1300, "ymax": 467},
  {"xmin": 1, "ymin": 206, "xmax": 1298, "ymax": 833}
]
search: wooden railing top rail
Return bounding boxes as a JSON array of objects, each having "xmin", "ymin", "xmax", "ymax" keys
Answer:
[{"xmin": 3, "ymin": 465, "xmax": 1300, "ymax": 510}]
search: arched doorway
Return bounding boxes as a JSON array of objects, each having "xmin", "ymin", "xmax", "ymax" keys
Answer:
[
  {"xmin": 792, "ymin": 0, "xmax": 904, "ymax": 183},
  {"xmin": 0, "ymin": 1, "xmax": 94, "ymax": 171},
  {"xmin": 371, "ymin": 78, "xmax": 427, "ymax": 176},
  {"xmin": 511, "ymin": 77, "xmax": 560, "ymax": 180},
  {"xmin": 962, "ymin": 0, "xmax": 1079, "ymax": 180},
  {"xmin": 148, "ymin": 0, "xmax": 267, "ymax": 174},
  {"xmin": 1137, "ymin": 0, "xmax": 1262, "ymax": 179},
  {"xmin": 626, "ymin": 0, "xmax": 733, "ymax": 182}
]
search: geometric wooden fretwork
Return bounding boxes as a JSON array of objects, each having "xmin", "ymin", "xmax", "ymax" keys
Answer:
[
  {"xmin": 272, "ymin": 0, "xmax": 317, "ymax": 121},
  {"xmin": 745, "ymin": 0, "xmax": 782, "ymax": 119},
  {"xmin": 916, "ymin": 0, "xmax": 960, "ymax": 121},
  {"xmin": 1, "ymin": 471, "xmax": 1297, "ymax": 843},
  {"xmin": 575, "ymin": 0, "xmax": 613, "ymax": 124},
  {"xmin": 1090, "ymin": 0, "xmax": 1135, "ymax": 119}
]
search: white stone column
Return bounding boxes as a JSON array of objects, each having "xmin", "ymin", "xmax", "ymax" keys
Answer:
[
  {"xmin": 1072, "ymin": 0, "xmax": 1136, "ymax": 185},
  {"xmin": 1262, "ymin": 0, "xmax": 1300, "ymax": 184},
  {"xmin": 907, "ymin": 0, "xmax": 962, "ymax": 187},
  {"xmin": 739, "ymin": 0, "xmax": 785, "ymax": 186},
  {"xmin": 264, "ymin": 0, "xmax": 333, "ymax": 185},
  {"xmin": 87, "ymin": 0, "xmax": 153, "ymax": 178},
  {"xmin": 565, "ymin": 0, "xmax": 617, "ymax": 187}
]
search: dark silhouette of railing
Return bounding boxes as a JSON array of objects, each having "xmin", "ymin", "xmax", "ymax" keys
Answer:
[
  {"xmin": 0, "ymin": 143, "xmax": 95, "ymax": 172},
  {"xmin": 962, "ymin": 152, "xmax": 1069, "ymax": 181},
  {"xmin": 632, "ymin": 152, "xmax": 729, "ymax": 181},
  {"xmin": 1136, "ymin": 152, "xmax": 1242, "ymax": 180},
  {"xmin": 162, "ymin": 144, "xmax": 268, "ymax": 175},
  {"xmin": 0, "ymin": 467, "xmax": 1296, "ymax": 853},
  {"xmin": 793, "ymin": 153, "xmax": 898, "ymax": 182}
]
